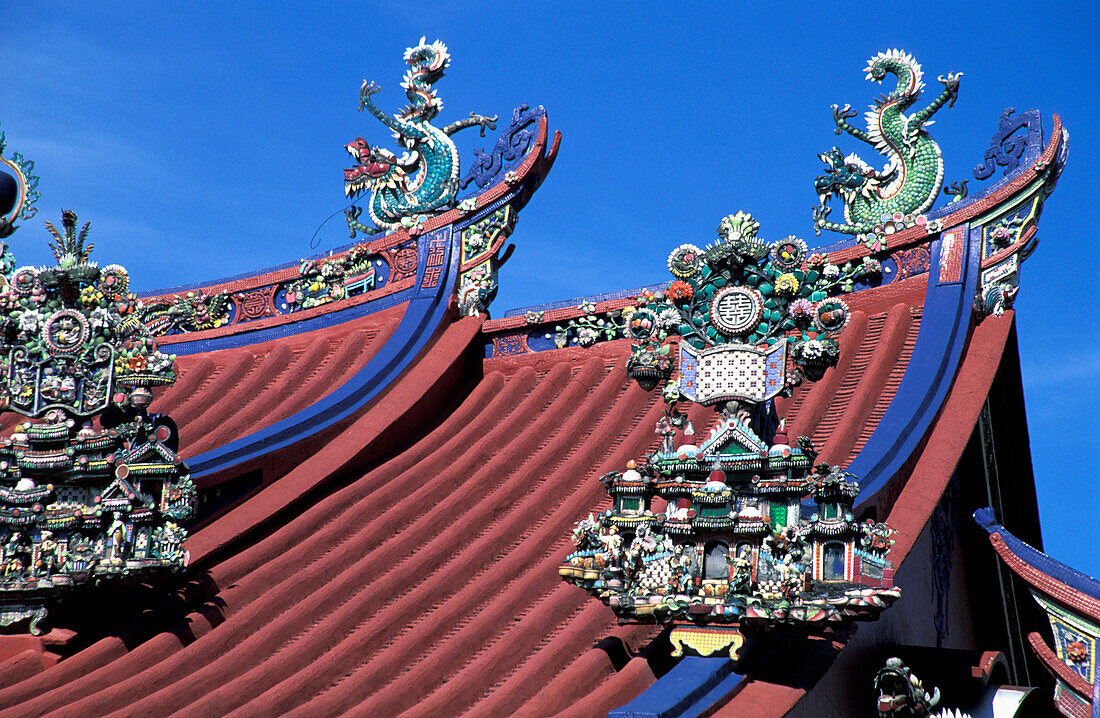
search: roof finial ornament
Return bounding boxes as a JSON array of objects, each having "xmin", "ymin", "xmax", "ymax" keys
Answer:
[
  {"xmin": 343, "ymin": 39, "xmax": 498, "ymax": 238},
  {"xmin": 0, "ymin": 206, "xmax": 196, "ymax": 635},
  {"xmin": 0, "ymin": 123, "xmax": 41, "ymax": 240},
  {"xmin": 813, "ymin": 51, "xmax": 961, "ymax": 251}
]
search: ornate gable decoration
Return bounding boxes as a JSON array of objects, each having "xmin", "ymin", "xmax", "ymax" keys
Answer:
[
  {"xmin": 0, "ymin": 144, "xmax": 196, "ymax": 635},
  {"xmin": 625, "ymin": 209, "xmax": 867, "ymax": 398},
  {"xmin": 1, "ymin": 213, "xmax": 178, "ymax": 417},
  {"xmin": 561, "ymin": 206, "xmax": 900, "ymax": 657},
  {"xmin": 558, "ymin": 56, "xmax": 934, "ymax": 659}
]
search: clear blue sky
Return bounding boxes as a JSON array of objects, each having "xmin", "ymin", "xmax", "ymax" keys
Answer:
[{"xmin": 5, "ymin": 3, "xmax": 1098, "ymax": 577}]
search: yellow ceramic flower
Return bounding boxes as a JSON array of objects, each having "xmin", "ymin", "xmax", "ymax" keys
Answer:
[
  {"xmin": 775, "ymin": 273, "xmax": 799, "ymax": 297},
  {"xmin": 80, "ymin": 286, "xmax": 103, "ymax": 307}
]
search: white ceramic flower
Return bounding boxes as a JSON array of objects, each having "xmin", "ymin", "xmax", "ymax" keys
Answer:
[
  {"xmin": 576, "ymin": 326, "xmax": 598, "ymax": 347},
  {"xmin": 657, "ymin": 307, "xmax": 680, "ymax": 330},
  {"xmin": 17, "ymin": 309, "xmax": 43, "ymax": 333},
  {"xmin": 802, "ymin": 339, "xmax": 825, "ymax": 359},
  {"xmin": 88, "ymin": 308, "xmax": 110, "ymax": 329}
]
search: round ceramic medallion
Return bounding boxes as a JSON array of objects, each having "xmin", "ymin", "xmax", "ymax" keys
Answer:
[
  {"xmin": 710, "ymin": 287, "xmax": 762, "ymax": 336},
  {"xmin": 813, "ymin": 298, "xmax": 850, "ymax": 333},
  {"xmin": 10, "ymin": 267, "xmax": 38, "ymax": 296},
  {"xmin": 667, "ymin": 244, "xmax": 703, "ymax": 279},
  {"xmin": 43, "ymin": 310, "xmax": 89, "ymax": 355}
]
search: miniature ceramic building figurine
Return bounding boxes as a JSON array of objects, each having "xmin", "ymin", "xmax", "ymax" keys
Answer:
[
  {"xmin": 560, "ymin": 202, "xmax": 902, "ymax": 654},
  {"xmin": 0, "ymin": 155, "xmax": 196, "ymax": 634}
]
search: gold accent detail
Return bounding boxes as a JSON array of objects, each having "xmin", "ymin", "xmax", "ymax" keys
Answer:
[{"xmin": 669, "ymin": 625, "xmax": 745, "ymax": 658}]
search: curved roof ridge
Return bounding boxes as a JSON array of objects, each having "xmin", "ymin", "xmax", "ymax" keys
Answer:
[{"xmin": 976, "ymin": 506, "xmax": 1100, "ymax": 607}]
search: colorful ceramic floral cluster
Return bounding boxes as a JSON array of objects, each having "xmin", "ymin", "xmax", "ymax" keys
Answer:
[
  {"xmin": 0, "ymin": 213, "xmax": 178, "ymax": 415},
  {"xmin": 139, "ymin": 290, "xmax": 232, "ymax": 334},
  {"xmin": 285, "ymin": 243, "xmax": 383, "ymax": 310},
  {"xmin": 0, "ymin": 210, "xmax": 195, "ymax": 635},
  {"xmin": 551, "ymin": 300, "xmax": 628, "ymax": 349},
  {"xmin": 627, "ymin": 211, "xmax": 882, "ymax": 390}
]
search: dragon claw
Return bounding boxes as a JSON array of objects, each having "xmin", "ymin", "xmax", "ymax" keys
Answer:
[
  {"xmin": 473, "ymin": 112, "xmax": 498, "ymax": 137},
  {"xmin": 357, "ymin": 80, "xmax": 382, "ymax": 111},
  {"xmin": 938, "ymin": 72, "xmax": 963, "ymax": 106},
  {"xmin": 811, "ymin": 205, "xmax": 831, "ymax": 235},
  {"xmin": 831, "ymin": 103, "xmax": 857, "ymax": 134}
]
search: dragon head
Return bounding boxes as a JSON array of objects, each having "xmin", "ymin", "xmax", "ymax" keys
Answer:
[
  {"xmin": 814, "ymin": 147, "xmax": 885, "ymax": 209},
  {"xmin": 873, "ymin": 657, "xmax": 940, "ymax": 717},
  {"xmin": 344, "ymin": 138, "xmax": 406, "ymax": 199}
]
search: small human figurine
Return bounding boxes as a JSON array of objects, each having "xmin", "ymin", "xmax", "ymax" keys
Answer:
[
  {"xmin": 3, "ymin": 556, "xmax": 23, "ymax": 578},
  {"xmin": 3, "ymin": 532, "xmax": 28, "ymax": 578},
  {"xmin": 598, "ymin": 525, "xmax": 622, "ymax": 566},
  {"xmin": 781, "ymin": 557, "xmax": 803, "ymax": 599},
  {"xmin": 674, "ymin": 546, "xmax": 694, "ymax": 594},
  {"xmin": 37, "ymin": 531, "xmax": 58, "ymax": 576},
  {"xmin": 775, "ymin": 554, "xmax": 800, "ymax": 598},
  {"xmin": 107, "ymin": 512, "xmax": 127, "ymax": 563},
  {"xmin": 729, "ymin": 545, "xmax": 753, "ymax": 593}
]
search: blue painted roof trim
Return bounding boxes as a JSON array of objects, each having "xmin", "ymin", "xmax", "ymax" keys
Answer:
[
  {"xmin": 188, "ymin": 224, "xmax": 458, "ymax": 478},
  {"xmin": 848, "ymin": 224, "xmax": 980, "ymax": 514},
  {"xmin": 1094, "ymin": 671, "xmax": 1099, "ymax": 718},
  {"xmin": 609, "ymin": 656, "xmax": 744, "ymax": 718},
  {"xmin": 974, "ymin": 507, "xmax": 1100, "ymax": 603}
]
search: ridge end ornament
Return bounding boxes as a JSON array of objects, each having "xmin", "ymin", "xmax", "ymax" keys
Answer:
[
  {"xmin": 812, "ymin": 51, "xmax": 962, "ymax": 251},
  {"xmin": 344, "ymin": 38, "xmax": 498, "ymax": 237},
  {"xmin": 0, "ymin": 124, "xmax": 41, "ymax": 240}
]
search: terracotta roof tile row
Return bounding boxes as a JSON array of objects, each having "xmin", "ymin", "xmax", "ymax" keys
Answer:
[{"xmin": 0, "ymin": 269, "xmax": 1007, "ymax": 716}]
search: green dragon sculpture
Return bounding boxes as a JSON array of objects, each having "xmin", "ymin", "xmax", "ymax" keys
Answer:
[
  {"xmin": 344, "ymin": 38, "xmax": 497, "ymax": 237},
  {"xmin": 813, "ymin": 50, "xmax": 961, "ymax": 237}
]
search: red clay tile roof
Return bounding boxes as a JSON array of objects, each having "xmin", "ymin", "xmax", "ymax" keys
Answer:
[
  {"xmin": 0, "ymin": 269, "xmax": 1012, "ymax": 716},
  {"xmin": 0, "ymin": 114, "xmax": 1064, "ymax": 718}
]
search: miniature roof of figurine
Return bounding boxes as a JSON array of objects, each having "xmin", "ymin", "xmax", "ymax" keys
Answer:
[{"xmin": 0, "ymin": 63, "xmax": 1069, "ymax": 717}]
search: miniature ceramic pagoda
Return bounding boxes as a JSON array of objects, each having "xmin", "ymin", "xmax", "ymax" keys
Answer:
[
  {"xmin": 0, "ymin": 135, "xmax": 196, "ymax": 634},
  {"xmin": 555, "ymin": 49, "xmax": 984, "ymax": 659},
  {"xmin": 560, "ymin": 205, "xmax": 901, "ymax": 658}
]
